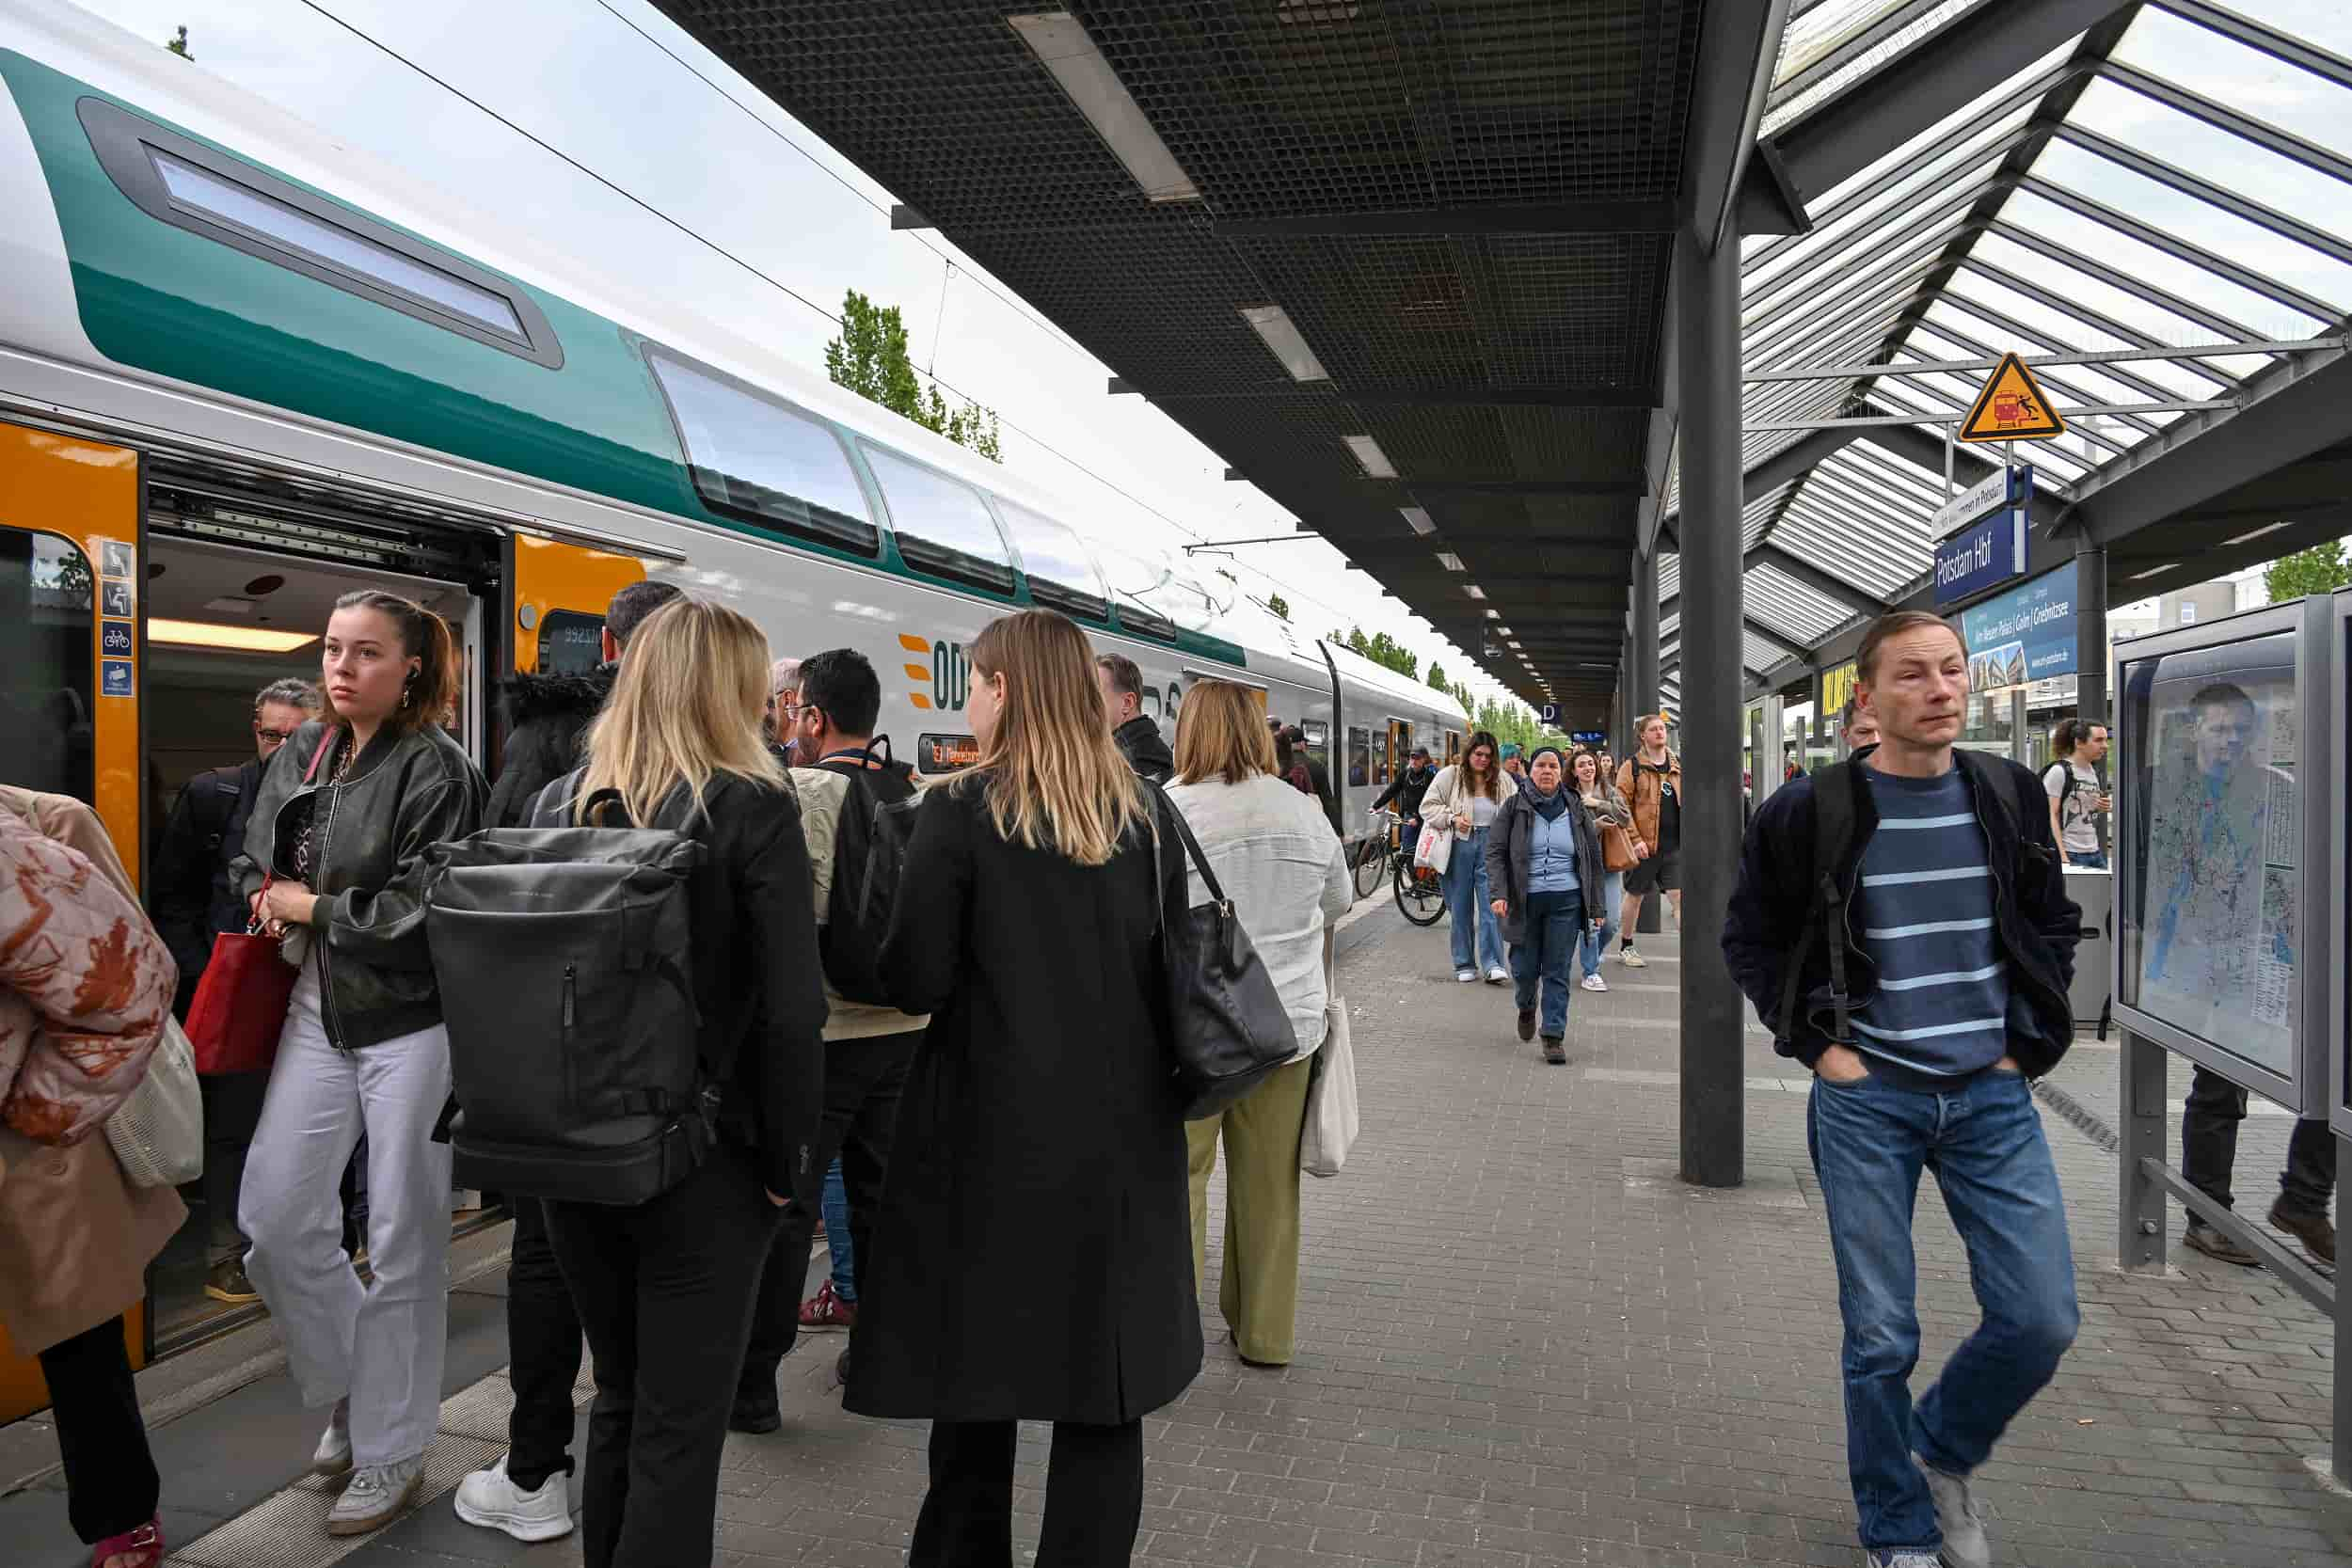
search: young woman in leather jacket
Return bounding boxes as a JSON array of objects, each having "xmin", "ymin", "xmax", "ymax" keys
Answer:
[{"xmin": 232, "ymin": 589, "xmax": 485, "ymax": 1539}]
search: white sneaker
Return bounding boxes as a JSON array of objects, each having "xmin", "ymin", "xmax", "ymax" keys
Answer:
[
  {"xmin": 455, "ymin": 1454, "xmax": 575, "ymax": 1543},
  {"xmin": 1455, "ymin": 968, "xmax": 1478, "ymax": 983},
  {"xmin": 312, "ymin": 1398, "xmax": 352, "ymax": 1477},
  {"xmin": 1485, "ymin": 966, "xmax": 1509, "ymax": 985},
  {"xmin": 1619, "ymin": 946, "xmax": 1646, "ymax": 968},
  {"xmin": 1581, "ymin": 974, "xmax": 1608, "ymax": 992},
  {"xmin": 327, "ymin": 1455, "xmax": 423, "ymax": 1536}
]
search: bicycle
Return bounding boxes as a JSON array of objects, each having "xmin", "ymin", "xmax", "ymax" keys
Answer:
[{"xmin": 1356, "ymin": 812, "xmax": 1448, "ymax": 927}]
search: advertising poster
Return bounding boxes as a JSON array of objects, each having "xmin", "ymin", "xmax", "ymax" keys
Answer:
[
  {"xmin": 2126, "ymin": 630, "xmax": 2298, "ymax": 1074},
  {"xmin": 1960, "ymin": 562, "xmax": 2079, "ymax": 693}
]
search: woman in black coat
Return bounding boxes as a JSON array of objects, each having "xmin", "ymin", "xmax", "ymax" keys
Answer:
[{"xmin": 850, "ymin": 609, "xmax": 1200, "ymax": 1567}]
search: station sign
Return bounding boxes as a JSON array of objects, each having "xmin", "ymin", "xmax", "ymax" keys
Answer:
[
  {"xmin": 1932, "ymin": 464, "xmax": 2030, "ymax": 609},
  {"xmin": 1569, "ymin": 729, "xmax": 1606, "ymax": 746},
  {"xmin": 1539, "ymin": 702, "xmax": 1560, "ymax": 725}
]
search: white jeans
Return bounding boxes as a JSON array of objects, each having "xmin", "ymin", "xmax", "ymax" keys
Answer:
[{"xmin": 241, "ymin": 957, "xmax": 453, "ymax": 1466}]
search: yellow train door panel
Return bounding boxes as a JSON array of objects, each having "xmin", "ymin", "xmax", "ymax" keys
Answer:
[
  {"xmin": 507, "ymin": 534, "xmax": 647, "ymax": 675},
  {"xmin": 0, "ymin": 419, "xmax": 147, "ymax": 1422}
]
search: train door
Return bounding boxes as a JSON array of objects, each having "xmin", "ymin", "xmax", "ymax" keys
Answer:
[
  {"xmin": 506, "ymin": 534, "xmax": 647, "ymax": 680},
  {"xmin": 0, "ymin": 420, "xmax": 147, "ymax": 1423}
]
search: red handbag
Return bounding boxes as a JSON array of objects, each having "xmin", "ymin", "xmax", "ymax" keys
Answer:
[{"xmin": 187, "ymin": 732, "xmax": 335, "ymax": 1076}]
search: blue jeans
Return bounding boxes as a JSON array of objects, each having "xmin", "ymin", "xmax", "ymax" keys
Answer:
[
  {"xmin": 1509, "ymin": 891, "xmax": 1581, "ymax": 1038},
  {"xmin": 2065, "ymin": 848, "xmax": 2106, "ymax": 869},
  {"xmin": 1807, "ymin": 1069, "xmax": 2079, "ymax": 1553},
  {"xmin": 820, "ymin": 1157, "xmax": 854, "ymax": 1300},
  {"xmin": 1444, "ymin": 826, "xmax": 1505, "ymax": 974},
  {"xmin": 1579, "ymin": 871, "xmax": 1624, "ymax": 977}
]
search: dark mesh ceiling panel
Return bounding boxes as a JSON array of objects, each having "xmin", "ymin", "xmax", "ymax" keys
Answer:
[{"xmin": 651, "ymin": 1, "xmax": 1707, "ymax": 715}]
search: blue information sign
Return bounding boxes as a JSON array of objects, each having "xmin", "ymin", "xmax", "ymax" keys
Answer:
[
  {"xmin": 100, "ymin": 658, "xmax": 135, "ymax": 698},
  {"xmin": 1933, "ymin": 508, "xmax": 2027, "ymax": 606},
  {"xmin": 1539, "ymin": 703, "xmax": 1560, "ymax": 726},
  {"xmin": 100, "ymin": 620, "xmax": 135, "ymax": 657},
  {"xmin": 1569, "ymin": 729, "xmax": 1606, "ymax": 746},
  {"xmin": 1958, "ymin": 560, "xmax": 2080, "ymax": 691}
]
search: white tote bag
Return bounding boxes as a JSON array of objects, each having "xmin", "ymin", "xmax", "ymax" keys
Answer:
[
  {"xmin": 1412, "ymin": 820, "xmax": 1453, "ymax": 876},
  {"xmin": 1300, "ymin": 938, "xmax": 1359, "ymax": 1178},
  {"xmin": 105, "ymin": 1016, "xmax": 204, "ymax": 1188}
]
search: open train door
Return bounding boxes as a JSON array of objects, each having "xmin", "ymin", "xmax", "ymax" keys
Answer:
[
  {"xmin": 504, "ymin": 532, "xmax": 652, "ymax": 682},
  {"xmin": 0, "ymin": 419, "xmax": 148, "ymax": 1422}
]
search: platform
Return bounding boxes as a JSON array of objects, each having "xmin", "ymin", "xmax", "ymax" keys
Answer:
[{"xmin": 6, "ymin": 900, "xmax": 2348, "ymax": 1568}]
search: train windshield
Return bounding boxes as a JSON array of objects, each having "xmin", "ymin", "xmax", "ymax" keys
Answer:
[{"xmin": 992, "ymin": 497, "xmax": 1108, "ymax": 619}]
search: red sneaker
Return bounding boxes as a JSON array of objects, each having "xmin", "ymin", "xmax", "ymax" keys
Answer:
[{"xmin": 798, "ymin": 1278, "xmax": 857, "ymax": 1332}]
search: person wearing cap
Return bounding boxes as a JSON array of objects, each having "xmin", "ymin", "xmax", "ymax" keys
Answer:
[
  {"xmin": 1498, "ymin": 743, "xmax": 1533, "ymax": 795},
  {"xmin": 1484, "ymin": 745, "xmax": 1605, "ymax": 1064},
  {"xmin": 1371, "ymin": 744, "xmax": 1438, "ymax": 862}
]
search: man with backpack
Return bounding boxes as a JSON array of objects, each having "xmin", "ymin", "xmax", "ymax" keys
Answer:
[
  {"xmin": 2040, "ymin": 718, "xmax": 2110, "ymax": 869},
  {"xmin": 733, "ymin": 647, "xmax": 928, "ymax": 1432},
  {"xmin": 452, "ymin": 578, "xmax": 678, "ymax": 1544},
  {"xmin": 1724, "ymin": 610, "xmax": 2082, "ymax": 1568},
  {"xmin": 151, "ymin": 677, "xmax": 317, "ymax": 1307}
]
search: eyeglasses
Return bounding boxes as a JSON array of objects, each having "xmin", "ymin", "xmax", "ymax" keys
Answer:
[{"xmin": 256, "ymin": 727, "xmax": 296, "ymax": 745}]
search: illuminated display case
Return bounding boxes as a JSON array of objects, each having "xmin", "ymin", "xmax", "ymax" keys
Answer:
[{"xmin": 2112, "ymin": 597, "xmax": 2336, "ymax": 1114}]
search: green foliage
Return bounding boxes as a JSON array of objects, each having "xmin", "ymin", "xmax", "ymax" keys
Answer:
[
  {"xmin": 823, "ymin": 289, "xmax": 1001, "ymax": 462},
  {"xmin": 1425, "ymin": 661, "xmax": 1447, "ymax": 695},
  {"xmin": 1265, "ymin": 593, "xmax": 1290, "ymax": 622},
  {"xmin": 1325, "ymin": 625, "xmax": 1420, "ymax": 684},
  {"xmin": 165, "ymin": 25, "xmax": 191, "ymax": 59},
  {"xmin": 2265, "ymin": 539, "xmax": 2351, "ymax": 603}
]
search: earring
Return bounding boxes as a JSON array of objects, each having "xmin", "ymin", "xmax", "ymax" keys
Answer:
[{"xmin": 402, "ymin": 680, "xmax": 414, "ymax": 710}]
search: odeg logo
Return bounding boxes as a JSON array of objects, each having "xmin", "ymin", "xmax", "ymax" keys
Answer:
[{"xmin": 930, "ymin": 639, "xmax": 971, "ymax": 712}]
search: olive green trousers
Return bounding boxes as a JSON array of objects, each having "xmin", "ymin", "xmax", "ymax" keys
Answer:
[{"xmin": 1186, "ymin": 1054, "xmax": 1314, "ymax": 1366}]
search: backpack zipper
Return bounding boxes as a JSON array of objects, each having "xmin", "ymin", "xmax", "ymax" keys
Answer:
[{"xmin": 563, "ymin": 962, "xmax": 577, "ymax": 1029}]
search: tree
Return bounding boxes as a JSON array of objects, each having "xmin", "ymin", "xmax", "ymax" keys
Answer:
[
  {"xmin": 2265, "ymin": 539, "xmax": 2351, "ymax": 602},
  {"xmin": 1426, "ymin": 661, "xmax": 1447, "ymax": 695},
  {"xmin": 1265, "ymin": 593, "xmax": 1290, "ymax": 622},
  {"xmin": 823, "ymin": 289, "xmax": 1002, "ymax": 462},
  {"xmin": 165, "ymin": 25, "xmax": 192, "ymax": 59}
]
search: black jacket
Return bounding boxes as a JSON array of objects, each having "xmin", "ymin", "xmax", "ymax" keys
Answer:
[
  {"xmin": 528, "ymin": 770, "xmax": 828, "ymax": 1202},
  {"xmin": 485, "ymin": 667, "xmax": 613, "ymax": 830},
  {"xmin": 1372, "ymin": 763, "xmax": 1436, "ymax": 821},
  {"xmin": 1112, "ymin": 715, "xmax": 1175, "ymax": 784},
  {"xmin": 848, "ymin": 780, "xmax": 1200, "ymax": 1423},
  {"xmin": 1723, "ymin": 750, "xmax": 2082, "ymax": 1078},
  {"xmin": 151, "ymin": 757, "xmax": 264, "ymax": 997},
  {"xmin": 1483, "ymin": 789, "xmax": 1605, "ymax": 947},
  {"xmin": 234, "ymin": 721, "xmax": 487, "ymax": 1050}
]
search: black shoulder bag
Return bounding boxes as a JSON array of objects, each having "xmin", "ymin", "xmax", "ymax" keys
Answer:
[{"xmin": 1146, "ymin": 784, "xmax": 1301, "ymax": 1119}]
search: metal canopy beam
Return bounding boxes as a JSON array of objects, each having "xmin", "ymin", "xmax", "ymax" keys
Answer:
[
  {"xmin": 1744, "ymin": 0, "xmax": 2133, "ymax": 231},
  {"xmin": 1211, "ymin": 201, "xmax": 1678, "ymax": 237}
]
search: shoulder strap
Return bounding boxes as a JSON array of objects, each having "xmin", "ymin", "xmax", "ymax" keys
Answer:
[
  {"xmin": 300, "ymin": 729, "xmax": 336, "ymax": 784},
  {"xmin": 1773, "ymin": 763, "xmax": 1858, "ymax": 1049}
]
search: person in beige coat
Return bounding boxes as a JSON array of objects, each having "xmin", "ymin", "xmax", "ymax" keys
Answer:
[{"xmin": 0, "ymin": 786, "xmax": 183, "ymax": 1568}]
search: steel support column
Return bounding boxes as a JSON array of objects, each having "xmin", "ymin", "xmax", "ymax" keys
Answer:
[
  {"xmin": 2074, "ymin": 536, "xmax": 2108, "ymax": 726},
  {"xmin": 1676, "ymin": 229, "xmax": 1745, "ymax": 1189}
]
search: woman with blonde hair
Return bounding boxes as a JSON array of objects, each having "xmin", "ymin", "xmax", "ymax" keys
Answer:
[
  {"xmin": 236, "ymin": 589, "xmax": 485, "ymax": 1537},
  {"xmin": 516, "ymin": 596, "xmax": 826, "ymax": 1568},
  {"xmin": 1167, "ymin": 681, "xmax": 1351, "ymax": 1369},
  {"xmin": 850, "ymin": 609, "xmax": 1197, "ymax": 1566}
]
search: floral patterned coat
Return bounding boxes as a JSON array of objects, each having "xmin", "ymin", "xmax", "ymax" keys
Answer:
[{"xmin": 0, "ymin": 789, "xmax": 183, "ymax": 1354}]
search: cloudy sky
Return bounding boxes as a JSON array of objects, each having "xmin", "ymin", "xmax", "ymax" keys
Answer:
[{"xmin": 72, "ymin": 0, "xmax": 1526, "ymax": 705}]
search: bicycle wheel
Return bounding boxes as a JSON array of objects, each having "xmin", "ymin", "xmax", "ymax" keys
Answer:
[
  {"xmin": 1351, "ymin": 838, "xmax": 1388, "ymax": 900},
  {"xmin": 1393, "ymin": 856, "xmax": 1448, "ymax": 927}
]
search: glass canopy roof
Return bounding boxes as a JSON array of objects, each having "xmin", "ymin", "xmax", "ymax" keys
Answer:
[{"xmin": 1661, "ymin": 0, "xmax": 2350, "ymax": 684}]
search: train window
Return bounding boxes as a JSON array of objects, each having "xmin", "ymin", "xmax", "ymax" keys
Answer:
[
  {"xmin": 917, "ymin": 734, "xmax": 981, "ymax": 773},
  {"xmin": 1346, "ymin": 726, "xmax": 1372, "ymax": 789},
  {"xmin": 79, "ymin": 98, "xmax": 562, "ymax": 369},
  {"xmin": 0, "ymin": 532, "xmax": 97, "ymax": 805},
  {"xmin": 863, "ymin": 446, "xmax": 1016, "ymax": 594},
  {"xmin": 645, "ymin": 348, "xmax": 878, "ymax": 554},
  {"xmin": 992, "ymin": 497, "xmax": 1108, "ymax": 619},
  {"xmin": 1300, "ymin": 719, "xmax": 1329, "ymax": 780},
  {"xmin": 536, "ymin": 610, "xmax": 606, "ymax": 675},
  {"xmin": 1096, "ymin": 537, "xmax": 1176, "ymax": 640}
]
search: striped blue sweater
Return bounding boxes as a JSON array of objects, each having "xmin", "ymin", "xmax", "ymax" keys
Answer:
[{"xmin": 1849, "ymin": 765, "xmax": 2010, "ymax": 1080}]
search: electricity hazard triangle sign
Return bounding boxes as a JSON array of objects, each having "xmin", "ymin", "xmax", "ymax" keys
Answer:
[{"xmin": 1957, "ymin": 351, "xmax": 2066, "ymax": 443}]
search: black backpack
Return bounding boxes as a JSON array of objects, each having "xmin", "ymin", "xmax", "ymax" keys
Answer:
[
  {"xmin": 422, "ymin": 781, "xmax": 712, "ymax": 1205},
  {"xmin": 1772, "ymin": 752, "xmax": 2028, "ymax": 1051},
  {"xmin": 816, "ymin": 742, "xmax": 917, "ymax": 1006}
]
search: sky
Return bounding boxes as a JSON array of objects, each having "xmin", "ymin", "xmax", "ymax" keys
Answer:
[{"xmin": 73, "ymin": 0, "xmax": 1528, "ymax": 708}]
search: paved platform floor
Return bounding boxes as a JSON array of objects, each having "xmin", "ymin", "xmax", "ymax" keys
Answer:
[{"xmin": 8, "ymin": 901, "xmax": 2350, "ymax": 1568}]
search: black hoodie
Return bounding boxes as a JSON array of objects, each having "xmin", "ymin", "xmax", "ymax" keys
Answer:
[
  {"xmin": 485, "ymin": 666, "xmax": 615, "ymax": 829},
  {"xmin": 1112, "ymin": 714, "xmax": 1175, "ymax": 784}
]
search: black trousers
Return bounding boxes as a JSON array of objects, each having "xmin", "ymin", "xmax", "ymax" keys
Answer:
[
  {"xmin": 198, "ymin": 1069, "xmax": 268, "ymax": 1259},
  {"xmin": 504, "ymin": 1196, "xmax": 583, "ymax": 1490},
  {"xmin": 911, "ymin": 1418, "xmax": 1143, "ymax": 1568},
  {"xmin": 2183, "ymin": 1065, "xmax": 2336, "ymax": 1217},
  {"xmin": 545, "ymin": 1148, "xmax": 784, "ymax": 1568},
  {"xmin": 38, "ymin": 1316, "xmax": 159, "ymax": 1545},
  {"xmin": 739, "ymin": 1030, "xmax": 917, "ymax": 1392}
]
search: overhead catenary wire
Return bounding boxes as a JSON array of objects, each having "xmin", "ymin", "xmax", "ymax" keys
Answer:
[{"xmin": 282, "ymin": 0, "xmax": 1501, "ymax": 693}]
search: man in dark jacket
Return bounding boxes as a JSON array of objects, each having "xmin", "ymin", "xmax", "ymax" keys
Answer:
[
  {"xmin": 1096, "ymin": 652, "xmax": 1173, "ymax": 784},
  {"xmin": 453, "ymin": 577, "xmax": 678, "ymax": 1544},
  {"xmin": 151, "ymin": 676, "xmax": 316, "ymax": 1307},
  {"xmin": 1723, "ymin": 611, "xmax": 2080, "ymax": 1568},
  {"xmin": 1372, "ymin": 744, "xmax": 1436, "ymax": 851}
]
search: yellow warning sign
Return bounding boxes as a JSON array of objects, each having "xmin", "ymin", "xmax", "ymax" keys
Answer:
[{"xmin": 1958, "ymin": 352, "xmax": 2066, "ymax": 443}]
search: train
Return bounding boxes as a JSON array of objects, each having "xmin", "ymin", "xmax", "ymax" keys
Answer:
[{"xmin": 0, "ymin": 2, "xmax": 1469, "ymax": 1397}]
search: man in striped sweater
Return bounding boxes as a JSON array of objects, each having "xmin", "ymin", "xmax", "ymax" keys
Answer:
[{"xmin": 1725, "ymin": 611, "xmax": 2083, "ymax": 1568}]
